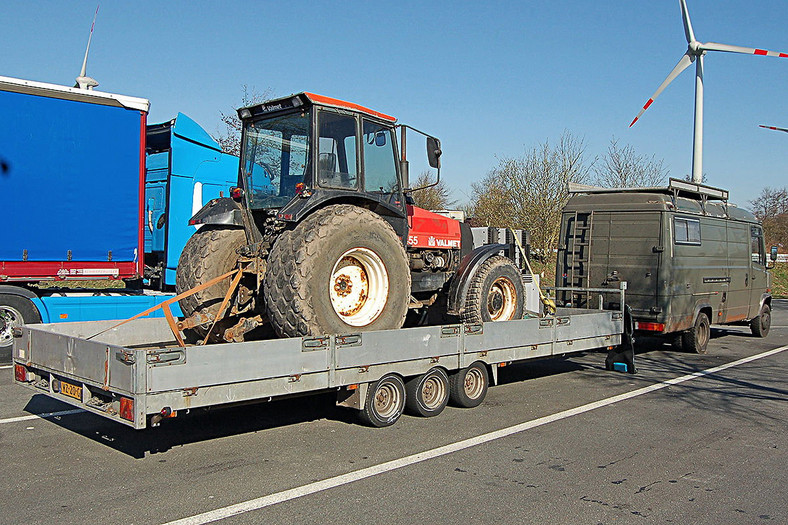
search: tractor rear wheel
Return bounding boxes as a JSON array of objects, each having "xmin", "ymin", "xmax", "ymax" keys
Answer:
[
  {"xmin": 264, "ymin": 204, "xmax": 410, "ymax": 338},
  {"xmin": 175, "ymin": 227, "xmax": 246, "ymax": 341},
  {"xmin": 461, "ymin": 255, "xmax": 524, "ymax": 324}
]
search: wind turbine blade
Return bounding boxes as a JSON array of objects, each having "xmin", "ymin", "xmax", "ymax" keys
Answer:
[
  {"xmin": 79, "ymin": 5, "xmax": 100, "ymax": 78},
  {"xmin": 760, "ymin": 125, "xmax": 788, "ymax": 133},
  {"xmin": 701, "ymin": 41, "xmax": 788, "ymax": 58},
  {"xmin": 680, "ymin": 0, "xmax": 695, "ymax": 44},
  {"xmin": 630, "ymin": 52, "xmax": 695, "ymax": 127}
]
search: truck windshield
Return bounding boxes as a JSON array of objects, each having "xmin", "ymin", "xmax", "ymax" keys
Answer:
[{"xmin": 241, "ymin": 110, "xmax": 311, "ymax": 209}]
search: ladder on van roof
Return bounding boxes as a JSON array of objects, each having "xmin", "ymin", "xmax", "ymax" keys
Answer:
[{"xmin": 566, "ymin": 211, "xmax": 594, "ymax": 306}]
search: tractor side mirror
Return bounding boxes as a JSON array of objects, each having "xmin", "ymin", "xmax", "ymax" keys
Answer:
[
  {"xmin": 427, "ymin": 137, "xmax": 441, "ymax": 169},
  {"xmin": 375, "ymin": 131, "xmax": 387, "ymax": 147}
]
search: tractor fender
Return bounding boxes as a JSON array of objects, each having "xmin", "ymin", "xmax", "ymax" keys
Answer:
[
  {"xmin": 188, "ymin": 197, "xmax": 245, "ymax": 227},
  {"xmin": 446, "ymin": 243, "xmax": 511, "ymax": 316}
]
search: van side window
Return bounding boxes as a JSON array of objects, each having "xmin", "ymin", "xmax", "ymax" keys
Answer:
[
  {"xmin": 674, "ymin": 217, "xmax": 701, "ymax": 245},
  {"xmin": 751, "ymin": 226, "xmax": 766, "ymax": 266}
]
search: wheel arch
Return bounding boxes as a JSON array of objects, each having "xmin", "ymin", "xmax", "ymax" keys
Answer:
[{"xmin": 446, "ymin": 244, "xmax": 513, "ymax": 316}]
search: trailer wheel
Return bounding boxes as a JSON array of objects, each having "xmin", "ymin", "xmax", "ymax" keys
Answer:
[
  {"xmin": 175, "ymin": 227, "xmax": 246, "ymax": 341},
  {"xmin": 682, "ymin": 312, "xmax": 710, "ymax": 354},
  {"xmin": 265, "ymin": 204, "xmax": 410, "ymax": 338},
  {"xmin": 405, "ymin": 367, "xmax": 450, "ymax": 417},
  {"xmin": 449, "ymin": 362, "xmax": 489, "ymax": 408},
  {"xmin": 359, "ymin": 374, "xmax": 406, "ymax": 427},
  {"xmin": 750, "ymin": 303, "xmax": 771, "ymax": 338},
  {"xmin": 0, "ymin": 294, "xmax": 41, "ymax": 349},
  {"xmin": 461, "ymin": 256, "xmax": 524, "ymax": 324}
]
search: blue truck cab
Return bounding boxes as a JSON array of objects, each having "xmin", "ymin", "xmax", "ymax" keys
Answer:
[{"xmin": 144, "ymin": 113, "xmax": 239, "ymax": 289}]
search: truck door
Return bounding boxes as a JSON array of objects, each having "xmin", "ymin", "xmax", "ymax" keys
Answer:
[
  {"xmin": 145, "ymin": 156, "xmax": 169, "ymax": 255},
  {"xmin": 748, "ymin": 225, "xmax": 768, "ymax": 317}
]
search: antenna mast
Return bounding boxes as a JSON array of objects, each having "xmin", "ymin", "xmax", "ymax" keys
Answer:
[{"xmin": 75, "ymin": 5, "xmax": 100, "ymax": 90}]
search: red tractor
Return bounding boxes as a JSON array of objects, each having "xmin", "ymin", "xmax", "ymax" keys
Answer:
[{"xmin": 176, "ymin": 93, "xmax": 526, "ymax": 342}]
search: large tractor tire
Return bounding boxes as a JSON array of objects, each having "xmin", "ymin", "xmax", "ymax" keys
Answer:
[
  {"xmin": 264, "ymin": 204, "xmax": 410, "ymax": 338},
  {"xmin": 461, "ymin": 255, "xmax": 524, "ymax": 324},
  {"xmin": 175, "ymin": 227, "xmax": 246, "ymax": 340}
]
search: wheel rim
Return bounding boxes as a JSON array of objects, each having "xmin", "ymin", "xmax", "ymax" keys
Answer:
[
  {"xmin": 0, "ymin": 305, "xmax": 23, "ymax": 347},
  {"xmin": 329, "ymin": 247, "xmax": 389, "ymax": 326},
  {"xmin": 373, "ymin": 382, "xmax": 401, "ymax": 418},
  {"xmin": 421, "ymin": 374, "xmax": 447, "ymax": 410},
  {"xmin": 487, "ymin": 276, "xmax": 518, "ymax": 321},
  {"xmin": 762, "ymin": 310, "xmax": 771, "ymax": 331},
  {"xmin": 463, "ymin": 368, "xmax": 485, "ymax": 400},
  {"xmin": 699, "ymin": 318, "xmax": 710, "ymax": 348}
]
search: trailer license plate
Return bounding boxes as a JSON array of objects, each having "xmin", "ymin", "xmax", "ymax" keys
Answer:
[{"xmin": 60, "ymin": 381, "xmax": 82, "ymax": 401}]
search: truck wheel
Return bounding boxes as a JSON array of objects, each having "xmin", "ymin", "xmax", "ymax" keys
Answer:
[
  {"xmin": 682, "ymin": 312, "xmax": 710, "ymax": 354},
  {"xmin": 461, "ymin": 256, "xmax": 524, "ymax": 324},
  {"xmin": 750, "ymin": 303, "xmax": 771, "ymax": 338},
  {"xmin": 449, "ymin": 361, "xmax": 489, "ymax": 408},
  {"xmin": 0, "ymin": 294, "xmax": 41, "ymax": 349},
  {"xmin": 359, "ymin": 374, "xmax": 406, "ymax": 427},
  {"xmin": 265, "ymin": 204, "xmax": 410, "ymax": 338},
  {"xmin": 175, "ymin": 227, "xmax": 246, "ymax": 340},
  {"xmin": 405, "ymin": 367, "xmax": 450, "ymax": 417}
]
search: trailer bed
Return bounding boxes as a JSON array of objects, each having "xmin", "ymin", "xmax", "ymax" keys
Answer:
[{"xmin": 13, "ymin": 304, "xmax": 623, "ymax": 429}]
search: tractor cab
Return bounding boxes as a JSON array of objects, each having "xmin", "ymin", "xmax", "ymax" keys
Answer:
[{"xmin": 233, "ymin": 92, "xmax": 441, "ymax": 240}]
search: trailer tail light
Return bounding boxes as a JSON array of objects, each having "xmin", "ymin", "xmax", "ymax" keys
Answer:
[
  {"xmin": 119, "ymin": 397, "xmax": 134, "ymax": 421},
  {"xmin": 635, "ymin": 322, "xmax": 665, "ymax": 332},
  {"xmin": 14, "ymin": 364, "xmax": 29, "ymax": 383}
]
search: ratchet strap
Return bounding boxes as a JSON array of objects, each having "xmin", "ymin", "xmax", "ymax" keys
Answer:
[
  {"xmin": 509, "ymin": 229, "xmax": 557, "ymax": 315},
  {"xmin": 86, "ymin": 268, "xmax": 243, "ymax": 347}
]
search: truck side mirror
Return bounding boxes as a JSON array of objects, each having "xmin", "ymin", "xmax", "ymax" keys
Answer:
[{"xmin": 427, "ymin": 137, "xmax": 441, "ymax": 169}]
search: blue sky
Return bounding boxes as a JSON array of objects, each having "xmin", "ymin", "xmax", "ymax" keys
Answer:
[{"xmin": 2, "ymin": 0, "xmax": 787, "ymax": 208}]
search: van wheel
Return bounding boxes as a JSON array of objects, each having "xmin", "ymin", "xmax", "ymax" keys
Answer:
[
  {"xmin": 750, "ymin": 303, "xmax": 771, "ymax": 338},
  {"xmin": 682, "ymin": 312, "xmax": 710, "ymax": 354}
]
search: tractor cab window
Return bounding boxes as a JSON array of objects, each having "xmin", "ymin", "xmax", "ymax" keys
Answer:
[
  {"xmin": 317, "ymin": 110, "xmax": 358, "ymax": 190},
  {"xmin": 362, "ymin": 120, "xmax": 398, "ymax": 194},
  {"xmin": 241, "ymin": 111, "xmax": 310, "ymax": 210}
]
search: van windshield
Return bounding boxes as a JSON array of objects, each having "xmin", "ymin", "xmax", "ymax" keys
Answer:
[{"xmin": 241, "ymin": 110, "xmax": 311, "ymax": 210}]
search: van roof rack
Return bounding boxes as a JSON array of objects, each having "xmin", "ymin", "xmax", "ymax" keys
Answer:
[{"xmin": 567, "ymin": 178, "xmax": 728, "ymax": 202}]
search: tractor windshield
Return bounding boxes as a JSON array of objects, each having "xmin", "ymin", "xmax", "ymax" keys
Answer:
[{"xmin": 241, "ymin": 110, "xmax": 311, "ymax": 209}]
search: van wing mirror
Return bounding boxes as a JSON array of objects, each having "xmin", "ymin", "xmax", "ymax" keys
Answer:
[
  {"xmin": 427, "ymin": 137, "xmax": 441, "ymax": 169},
  {"xmin": 770, "ymin": 245, "xmax": 779, "ymax": 262}
]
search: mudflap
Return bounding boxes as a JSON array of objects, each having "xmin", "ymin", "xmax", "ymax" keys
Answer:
[{"xmin": 606, "ymin": 304, "xmax": 636, "ymax": 374}]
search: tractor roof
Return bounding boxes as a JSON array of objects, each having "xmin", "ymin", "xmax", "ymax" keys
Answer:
[{"xmin": 238, "ymin": 92, "xmax": 396, "ymax": 123}]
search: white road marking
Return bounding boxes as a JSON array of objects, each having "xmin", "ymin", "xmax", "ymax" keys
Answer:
[
  {"xmin": 0, "ymin": 409, "xmax": 84, "ymax": 425},
  {"xmin": 0, "ymin": 365, "xmax": 13, "ymax": 370},
  {"xmin": 163, "ymin": 345, "xmax": 788, "ymax": 525}
]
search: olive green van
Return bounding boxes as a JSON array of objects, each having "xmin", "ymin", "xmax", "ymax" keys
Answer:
[{"xmin": 555, "ymin": 178, "xmax": 774, "ymax": 353}]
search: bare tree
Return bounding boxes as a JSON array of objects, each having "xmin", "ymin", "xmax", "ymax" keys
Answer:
[
  {"xmin": 468, "ymin": 131, "xmax": 590, "ymax": 254},
  {"xmin": 593, "ymin": 138, "xmax": 667, "ymax": 188},
  {"xmin": 214, "ymin": 85, "xmax": 273, "ymax": 156},
  {"xmin": 749, "ymin": 187, "xmax": 788, "ymax": 249},
  {"xmin": 410, "ymin": 171, "xmax": 455, "ymax": 210}
]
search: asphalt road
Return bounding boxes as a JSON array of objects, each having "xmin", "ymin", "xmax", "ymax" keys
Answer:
[{"xmin": 1, "ymin": 301, "xmax": 786, "ymax": 525}]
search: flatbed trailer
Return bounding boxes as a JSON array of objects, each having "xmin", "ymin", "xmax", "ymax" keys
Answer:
[{"xmin": 12, "ymin": 286, "xmax": 626, "ymax": 429}]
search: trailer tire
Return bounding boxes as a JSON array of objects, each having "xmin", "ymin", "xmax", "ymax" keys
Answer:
[
  {"xmin": 461, "ymin": 256, "xmax": 524, "ymax": 324},
  {"xmin": 265, "ymin": 204, "xmax": 410, "ymax": 338},
  {"xmin": 750, "ymin": 303, "xmax": 771, "ymax": 338},
  {"xmin": 359, "ymin": 374, "xmax": 406, "ymax": 427},
  {"xmin": 449, "ymin": 361, "xmax": 489, "ymax": 408},
  {"xmin": 0, "ymin": 294, "xmax": 41, "ymax": 349},
  {"xmin": 682, "ymin": 312, "xmax": 710, "ymax": 354},
  {"xmin": 175, "ymin": 227, "xmax": 246, "ymax": 341},
  {"xmin": 405, "ymin": 367, "xmax": 450, "ymax": 417}
]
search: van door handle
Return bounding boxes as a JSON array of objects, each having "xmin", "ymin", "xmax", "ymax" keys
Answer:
[{"xmin": 745, "ymin": 273, "xmax": 749, "ymax": 287}]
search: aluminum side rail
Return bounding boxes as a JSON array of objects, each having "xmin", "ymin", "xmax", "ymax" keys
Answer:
[{"xmin": 13, "ymin": 290, "xmax": 625, "ymax": 430}]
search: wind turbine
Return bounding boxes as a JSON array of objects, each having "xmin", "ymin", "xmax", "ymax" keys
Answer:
[
  {"xmin": 629, "ymin": 0, "xmax": 788, "ymax": 183},
  {"xmin": 75, "ymin": 6, "xmax": 100, "ymax": 90},
  {"xmin": 759, "ymin": 125, "xmax": 788, "ymax": 134}
]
